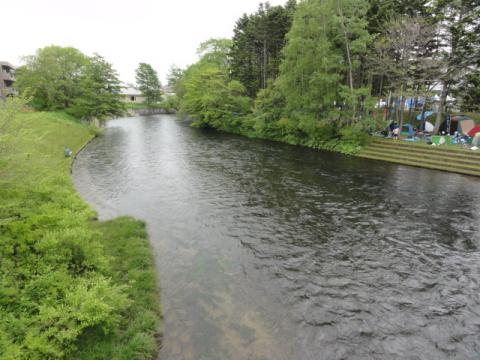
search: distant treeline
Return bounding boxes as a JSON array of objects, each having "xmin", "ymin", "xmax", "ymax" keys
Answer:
[
  {"xmin": 172, "ymin": 0, "xmax": 480, "ymax": 152},
  {"xmin": 15, "ymin": 47, "xmax": 168, "ymax": 119}
]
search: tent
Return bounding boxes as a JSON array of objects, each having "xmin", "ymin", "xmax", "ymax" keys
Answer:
[
  {"xmin": 424, "ymin": 121, "xmax": 434, "ymax": 132},
  {"xmin": 459, "ymin": 119, "xmax": 475, "ymax": 135},
  {"xmin": 468, "ymin": 126, "xmax": 480, "ymax": 137},
  {"xmin": 416, "ymin": 111, "xmax": 435, "ymax": 121},
  {"xmin": 440, "ymin": 116, "xmax": 475, "ymax": 135},
  {"xmin": 401, "ymin": 123, "xmax": 415, "ymax": 137}
]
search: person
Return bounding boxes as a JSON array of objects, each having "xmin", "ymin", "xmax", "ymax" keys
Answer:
[
  {"xmin": 471, "ymin": 133, "xmax": 480, "ymax": 151},
  {"xmin": 392, "ymin": 127, "xmax": 399, "ymax": 140}
]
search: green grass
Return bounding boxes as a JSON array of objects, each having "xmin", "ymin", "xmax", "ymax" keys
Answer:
[
  {"xmin": 74, "ymin": 218, "xmax": 161, "ymax": 360},
  {"xmin": 0, "ymin": 111, "xmax": 160, "ymax": 359},
  {"xmin": 125, "ymin": 102, "xmax": 164, "ymax": 110}
]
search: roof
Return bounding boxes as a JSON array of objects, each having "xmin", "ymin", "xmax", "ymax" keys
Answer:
[
  {"xmin": 120, "ymin": 87, "xmax": 142, "ymax": 96},
  {"xmin": 0, "ymin": 61, "xmax": 16, "ymax": 69}
]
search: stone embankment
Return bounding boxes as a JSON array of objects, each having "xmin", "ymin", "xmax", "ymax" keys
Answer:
[{"xmin": 127, "ymin": 108, "xmax": 176, "ymax": 116}]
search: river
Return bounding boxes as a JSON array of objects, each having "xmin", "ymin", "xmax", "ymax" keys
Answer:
[{"xmin": 73, "ymin": 115, "xmax": 480, "ymax": 360}]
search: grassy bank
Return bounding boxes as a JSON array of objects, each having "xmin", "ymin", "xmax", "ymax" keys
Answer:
[{"xmin": 0, "ymin": 111, "xmax": 160, "ymax": 359}]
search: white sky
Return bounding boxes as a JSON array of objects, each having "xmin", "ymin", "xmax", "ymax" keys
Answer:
[{"xmin": 4, "ymin": 0, "xmax": 286, "ymax": 84}]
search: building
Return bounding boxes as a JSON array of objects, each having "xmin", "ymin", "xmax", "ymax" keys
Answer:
[
  {"xmin": 0, "ymin": 61, "xmax": 16, "ymax": 98},
  {"xmin": 120, "ymin": 87, "xmax": 145, "ymax": 103}
]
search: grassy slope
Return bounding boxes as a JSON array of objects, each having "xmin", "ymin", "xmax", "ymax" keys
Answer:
[{"xmin": 0, "ymin": 112, "xmax": 160, "ymax": 359}]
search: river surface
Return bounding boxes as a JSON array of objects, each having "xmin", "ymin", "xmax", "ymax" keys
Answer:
[{"xmin": 73, "ymin": 115, "xmax": 480, "ymax": 360}]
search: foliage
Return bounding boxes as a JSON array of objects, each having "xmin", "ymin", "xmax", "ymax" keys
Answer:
[
  {"xmin": 166, "ymin": 65, "xmax": 184, "ymax": 93},
  {"xmin": 159, "ymin": 95, "xmax": 180, "ymax": 111},
  {"xmin": 230, "ymin": 1, "xmax": 296, "ymax": 97},
  {"xmin": 74, "ymin": 218, "xmax": 160, "ymax": 360},
  {"xmin": 15, "ymin": 46, "xmax": 126, "ymax": 120},
  {"xmin": 454, "ymin": 70, "xmax": 480, "ymax": 112},
  {"xmin": 277, "ymin": 0, "xmax": 372, "ymax": 124},
  {"xmin": 0, "ymin": 111, "xmax": 160, "ymax": 359},
  {"xmin": 16, "ymin": 46, "xmax": 88, "ymax": 110},
  {"xmin": 67, "ymin": 54, "xmax": 125, "ymax": 120},
  {"xmin": 180, "ymin": 65, "xmax": 251, "ymax": 130},
  {"xmin": 177, "ymin": 0, "xmax": 479, "ymax": 152},
  {"xmin": 430, "ymin": 0, "xmax": 480, "ymax": 132},
  {"xmin": 135, "ymin": 63, "xmax": 162, "ymax": 106},
  {"xmin": 0, "ymin": 93, "xmax": 32, "ymax": 154},
  {"xmin": 178, "ymin": 39, "xmax": 252, "ymax": 131}
]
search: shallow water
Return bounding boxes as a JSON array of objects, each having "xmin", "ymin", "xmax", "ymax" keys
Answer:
[{"xmin": 73, "ymin": 115, "xmax": 480, "ymax": 360}]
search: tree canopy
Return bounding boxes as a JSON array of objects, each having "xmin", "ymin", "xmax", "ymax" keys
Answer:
[
  {"xmin": 135, "ymin": 63, "xmax": 162, "ymax": 105},
  {"xmin": 15, "ymin": 46, "xmax": 125, "ymax": 119}
]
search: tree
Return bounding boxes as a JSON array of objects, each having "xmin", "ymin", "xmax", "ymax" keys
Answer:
[
  {"xmin": 166, "ymin": 65, "xmax": 184, "ymax": 92},
  {"xmin": 277, "ymin": 0, "xmax": 371, "ymax": 126},
  {"xmin": 454, "ymin": 69, "xmax": 480, "ymax": 112},
  {"xmin": 230, "ymin": 1, "xmax": 296, "ymax": 97},
  {"xmin": 135, "ymin": 63, "xmax": 162, "ymax": 105},
  {"xmin": 68, "ymin": 54, "xmax": 125, "ymax": 119},
  {"xmin": 177, "ymin": 39, "xmax": 251, "ymax": 130},
  {"xmin": 431, "ymin": 0, "xmax": 480, "ymax": 133},
  {"xmin": 15, "ymin": 46, "xmax": 88, "ymax": 110},
  {"xmin": 368, "ymin": 16, "xmax": 439, "ymax": 134}
]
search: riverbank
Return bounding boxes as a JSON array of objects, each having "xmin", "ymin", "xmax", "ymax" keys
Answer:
[
  {"xmin": 0, "ymin": 112, "xmax": 160, "ymax": 359},
  {"xmin": 127, "ymin": 108, "xmax": 176, "ymax": 116}
]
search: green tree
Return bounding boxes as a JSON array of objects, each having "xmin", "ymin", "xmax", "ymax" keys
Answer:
[
  {"xmin": 16, "ymin": 46, "xmax": 88, "ymax": 110},
  {"xmin": 135, "ymin": 63, "xmax": 162, "ymax": 105},
  {"xmin": 278, "ymin": 0, "xmax": 371, "ymax": 125},
  {"xmin": 166, "ymin": 65, "xmax": 184, "ymax": 92},
  {"xmin": 454, "ymin": 69, "xmax": 480, "ymax": 112},
  {"xmin": 368, "ymin": 16, "xmax": 439, "ymax": 132},
  {"xmin": 178, "ymin": 39, "xmax": 251, "ymax": 130},
  {"xmin": 431, "ymin": 0, "xmax": 480, "ymax": 133},
  {"xmin": 68, "ymin": 54, "xmax": 125, "ymax": 119},
  {"xmin": 230, "ymin": 1, "xmax": 296, "ymax": 97}
]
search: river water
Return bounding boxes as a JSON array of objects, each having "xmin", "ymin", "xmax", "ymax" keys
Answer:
[{"xmin": 73, "ymin": 115, "xmax": 480, "ymax": 360}]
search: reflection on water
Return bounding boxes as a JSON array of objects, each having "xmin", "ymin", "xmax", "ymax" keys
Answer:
[{"xmin": 73, "ymin": 115, "xmax": 480, "ymax": 360}]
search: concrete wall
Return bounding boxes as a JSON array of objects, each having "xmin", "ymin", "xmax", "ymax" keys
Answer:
[{"xmin": 127, "ymin": 108, "xmax": 176, "ymax": 116}]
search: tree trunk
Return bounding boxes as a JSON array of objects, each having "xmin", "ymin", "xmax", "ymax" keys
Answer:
[
  {"xmin": 383, "ymin": 90, "xmax": 392, "ymax": 122},
  {"xmin": 263, "ymin": 39, "xmax": 267, "ymax": 89},
  {"xmin": 379, "ymin": 75, "xmax": 384, "ymax": 97},
  {"xmin": 337, "ymin": 1, "xmax": 356, "ymax": 121},
  {"xmin": 434, "ymin": 81, "xmax": 448, "ymax": 134},
  {"xmin": 398, "ymin": 84, "xmax": 406, "ymax": 139},
  {"xmin": 419, "ymin": 97, "xmax": 427, "ymax": 131}
]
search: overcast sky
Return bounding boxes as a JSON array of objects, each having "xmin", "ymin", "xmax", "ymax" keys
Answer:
[{"xmin": 4, "ymin": 0, "xmax": 286, "ymax": 84}]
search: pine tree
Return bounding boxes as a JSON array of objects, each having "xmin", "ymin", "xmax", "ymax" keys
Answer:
[{"xmin": 230, "ymin": 2, "xmax": 296, "ymax": 97}]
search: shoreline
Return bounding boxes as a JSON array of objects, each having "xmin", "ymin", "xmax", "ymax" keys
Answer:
[
  {"xmin": 70, "ymin": 119, "xmax": 163, "ymax": 359},
  {"xmin": 0, "ymin": 111, "xmax": 162, "ymax": 359}
]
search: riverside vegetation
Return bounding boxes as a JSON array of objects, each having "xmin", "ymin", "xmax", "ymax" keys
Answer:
[
  {"xmin": 173, "ymin": 0, "xmax": 479, "ymax": 154},
  {"xmin": 0, "ymin": 100, "xmax": 160, "ymax": 359}
]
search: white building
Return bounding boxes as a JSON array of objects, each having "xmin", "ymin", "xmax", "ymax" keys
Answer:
[{"xmin": 120, "ymin": 87, "xmax": 145, "ymax": 103}]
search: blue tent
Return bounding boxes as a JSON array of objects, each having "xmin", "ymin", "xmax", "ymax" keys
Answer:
[
  {"xmin": 401, "ymin": 123, "xmax": 415, "ymax": 137},
  {"xmin": 417, "ymin": 111, "xmax": 434, "ymax": 121}
]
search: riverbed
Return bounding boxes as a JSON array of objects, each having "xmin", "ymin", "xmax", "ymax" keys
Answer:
[{"xmin": 73, "ymin": 115, "xmax": 480, "ymax": 360}]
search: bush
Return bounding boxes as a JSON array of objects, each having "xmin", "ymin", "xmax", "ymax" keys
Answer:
[{"xmin": 0, "ymin": 112, "xmax": 160, "ymax": 359}]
